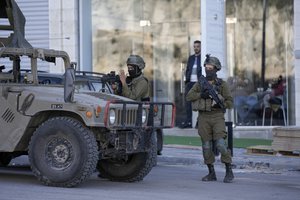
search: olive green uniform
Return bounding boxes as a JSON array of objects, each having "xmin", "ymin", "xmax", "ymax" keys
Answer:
[
  {"xmin": 186, "ymin": 78, "xmax": 233, "ymax": 164},
  {"xmin": 122, "ymin": 74, "xmax": 150, "ymax": 101}
]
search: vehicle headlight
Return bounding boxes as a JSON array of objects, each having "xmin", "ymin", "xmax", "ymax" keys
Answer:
[
  {"xmin": 109, "ymin": 109, "xmax": 116, "ymax": 125},
  {"xmin": 142, "ymin": 108, "xmax": 147, "ymax": 124}
]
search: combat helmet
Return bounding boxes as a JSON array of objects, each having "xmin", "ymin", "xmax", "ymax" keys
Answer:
[
  {"xmin": 204, "ymin": 54, "xmax": 222, "ymax": 71},
  {"xmin": 126, "ymin": 55, "xmax": 145, "ymax": 70}
]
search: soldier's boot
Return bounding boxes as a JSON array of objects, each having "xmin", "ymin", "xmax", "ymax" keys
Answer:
[
  {"xmin": 223, "ymin": 163, "xmax": 234, "ymax": 183},
  {"xmin": 202, "ymin": 164, "xmax": 217, "ymax": 181}
]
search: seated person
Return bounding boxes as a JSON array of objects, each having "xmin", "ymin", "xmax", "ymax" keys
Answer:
[
  {"xmin": 271, "ymin": 75, "xmax": 285, "ymax": 96},
  {"xmin": 228, "ymin": 70, "xmax": 257, "ymax": 125},
  {"xmin": 262, "ymin": 75, "xmax": 286, "ymax": 125}
]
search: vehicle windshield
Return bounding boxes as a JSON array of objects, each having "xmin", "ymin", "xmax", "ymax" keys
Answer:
[
  {"xmin": 74, "ymin": 79, "xmax": 112, "ymax": 94},
  {"xmin": 91, "ymin": 81, "xmax": 112, "ymax": 93},
  {"xmin": 75, "ymin": 81, "xmax": 91, "ymax": 91}
]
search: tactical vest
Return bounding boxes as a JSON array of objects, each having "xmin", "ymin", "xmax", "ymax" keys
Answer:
[{"xmin": 192, "ymin": 78, "xmax": 223, "ymax": 112}]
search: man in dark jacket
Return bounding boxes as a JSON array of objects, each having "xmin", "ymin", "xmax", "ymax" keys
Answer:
[{"xmin": 180, "ymin": 40, "xmax": 202, "ymax": 128}]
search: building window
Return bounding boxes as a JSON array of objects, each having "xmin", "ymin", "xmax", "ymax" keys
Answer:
[{"xmin": 226, "ymin": 0, "xmax": 294, "ymax": 126}]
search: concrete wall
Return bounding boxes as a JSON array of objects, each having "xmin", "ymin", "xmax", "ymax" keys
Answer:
[
  {"xmin": 49, "ymin": 0, "xmax": 79, "ymax": 73},
  {"xmin": 295, "ymin": 0, "xmax": 300, "ymax": 126}
]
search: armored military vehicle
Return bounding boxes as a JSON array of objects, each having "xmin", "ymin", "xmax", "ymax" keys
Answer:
[
  {"xmin": 0, "ymin": 0, "xmax": 175, "ymax": 187},
  {"xmin": 19, "ymin": 70, "xmax": 165, "ymax": 155}
]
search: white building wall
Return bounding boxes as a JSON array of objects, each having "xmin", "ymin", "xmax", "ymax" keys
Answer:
[
  {"xmin": 201, "ymin": 0, "xmax": 227, "ymax": 79},
  {"xmin": 295, "ymin": 0, "xmax": 300, "ymax": 126},
  {"xmin": 49, "ymin": 0, "xmax": 79, "ymax": 73}
]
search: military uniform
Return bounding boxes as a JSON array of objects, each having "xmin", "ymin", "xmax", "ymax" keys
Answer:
[
  {"xmin": 186, "ymin": 78, "xmax": 233, "ymax": 164},
  {"xmin": 122, "ymin": 74, "xmax": 150, "ymax": 101},
  {"xmin": 186, "ymin": 54, "xmax": 234, "ymax": 183},
  {"xmin": 112, "ymin": 55, "xmax": 150, "ymax": 101}
]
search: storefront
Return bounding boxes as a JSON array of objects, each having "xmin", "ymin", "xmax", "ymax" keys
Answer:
[{"xmin": 226, "ymin": 0, "xmax": 294, "ymax": 127}]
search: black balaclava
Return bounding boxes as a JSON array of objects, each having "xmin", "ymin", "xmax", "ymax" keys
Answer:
[
  {"xmin": 205, "ymin": 68, "xmax": 217, "ymax": 81},
  {"xmin": 128, "ymin": 65, "xmax": 142, "ymax": 78}
]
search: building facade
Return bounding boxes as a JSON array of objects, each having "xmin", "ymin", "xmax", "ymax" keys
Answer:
[{"xmin": 11, "ymin": 0, "xmax": 299, "ymax": 127}]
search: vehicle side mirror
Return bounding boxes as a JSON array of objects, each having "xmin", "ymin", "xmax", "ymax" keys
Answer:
[{"xmin": 64, "ymin": 67, "xmax": 75, "ymax": 102}]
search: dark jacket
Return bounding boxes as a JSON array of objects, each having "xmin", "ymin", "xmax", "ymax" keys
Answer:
[{"xmin": 185, "ymin": 54, "xmax": 202, "ymax": 83}]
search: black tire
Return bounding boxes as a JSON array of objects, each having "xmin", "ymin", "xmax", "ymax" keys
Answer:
[
  {"xmin": 97, "ymin": 130, "xmax": 157, "ymax": 182},
  {"xmin": 28, "ymin": 117, "xmax": 98, "ymax": 187},
  {"xmin": 156, "ymin": 129, "xmax": 163, "ymax": 155},
  {"xmin": 0, "ymin": 153, "xmax": 12, "ymax": 167}
]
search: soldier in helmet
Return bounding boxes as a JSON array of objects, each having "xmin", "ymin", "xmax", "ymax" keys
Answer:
[
  {"xmin": 116, "ymin": 55, "xmax": 150, "ymax": 101},
  {"xmin": 99, "ymin": 55, "xmax": 151, "ymax": 179},
  {"xmin": 186, "ymin": 54, "xmax": 234, "ymax": 183}
]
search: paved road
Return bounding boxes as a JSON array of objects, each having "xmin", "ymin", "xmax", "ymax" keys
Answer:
[
  {"xmin": 0, "ymin": 163, "xmax": 299, "ymax": 200},
  {"xmin": 0, "ymin": 147, "xmax": 299, "ymax": 200}
]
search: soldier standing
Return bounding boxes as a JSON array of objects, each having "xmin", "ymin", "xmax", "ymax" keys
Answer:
[{"xmin": 186, "ymin": 54, "xmax": 234, "ymax": 183}]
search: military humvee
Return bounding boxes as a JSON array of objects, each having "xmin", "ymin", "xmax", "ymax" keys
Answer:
[
  {"xmin": 17, "ymin": 70, "xmax": 165, "ymax": 155},
  {"xmin": 0, "ymin": 0, "xmax": 175, "ymax": 187}
]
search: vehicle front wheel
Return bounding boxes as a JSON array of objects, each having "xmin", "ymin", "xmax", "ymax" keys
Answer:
[
  {"xmin": 28, "ymin": 117, "xmax": 98, "ymax": 187},
  {"xmin": 97, "ymin": 130, "xmax": 157, "ymax": 182}
]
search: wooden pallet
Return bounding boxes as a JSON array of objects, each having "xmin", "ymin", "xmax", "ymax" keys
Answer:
[
  {"xmin": 272, "ymin": 127, "xmax": 300, "ymax": 151},
  {"xmin": 247, "ymin": 145, "xmax": 300, "ymax": 157}
]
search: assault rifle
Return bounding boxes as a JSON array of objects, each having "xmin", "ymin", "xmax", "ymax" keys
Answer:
[
  {"xmin": 199, "ymin": 75, "xmax": 226, "ymax": 113},
  {"xmin": 102, "ymin": 71, "xmax": 122, "ymax": 95}
]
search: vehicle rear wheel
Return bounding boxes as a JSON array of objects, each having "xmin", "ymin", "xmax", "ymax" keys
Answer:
[
  {"xmin": 156, "ymin": 129, "xmax": 163, "ymax": 155},
  {"xmin": 97, "ymin": 130, "xmax": 157, "ymax": 182},
  {"xmin": 28, "ymin": 117, "xmax": 98, "ymax": 187},
  {"xmin": 0, "ymin": 153, "xmax": 12, "ymax": 167}
]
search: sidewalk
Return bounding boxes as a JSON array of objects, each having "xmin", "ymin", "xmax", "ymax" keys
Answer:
[
  {"xmin": 161, "ymin": 127, "xmax": 300, "ymax": 172},
  {"xmin": 158, "ymin": 145, "xmax": 300, "ymax": 173}
]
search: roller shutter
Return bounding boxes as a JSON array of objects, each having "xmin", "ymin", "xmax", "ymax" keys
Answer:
[{"xmin": 16, "ymin": 0, "xmax": 49, "ymax": 50}]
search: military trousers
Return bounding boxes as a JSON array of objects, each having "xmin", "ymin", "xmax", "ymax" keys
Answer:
[{"xmin": 197, "ymin": 111, "xmax": 232, "ymax": 164}]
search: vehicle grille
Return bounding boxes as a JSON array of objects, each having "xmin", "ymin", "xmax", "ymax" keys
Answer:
[
  {"xmin": 116, "ymin": 109, "xmax": 137, "ymax": 126},
  {"xmin": 1, "ymin": 108, "xmax": 15, "ymax": 123}
]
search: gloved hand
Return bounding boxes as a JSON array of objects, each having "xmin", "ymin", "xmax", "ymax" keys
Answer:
[
  {"xmin": 201, "ymin": 90, "xmax": 210, "ymax": 99},
  {"xmin": 212, "ymin": 94, "xmax": 224, "ymax": 108},
  {"xmin": 212, "ymin": 101, "xmax": 221, "ymax": 108}
]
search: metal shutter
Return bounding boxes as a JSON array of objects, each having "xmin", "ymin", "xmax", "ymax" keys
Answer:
[{"xmin": 16, "ymin": 0, "xmax": 49, "ymax": 50}]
